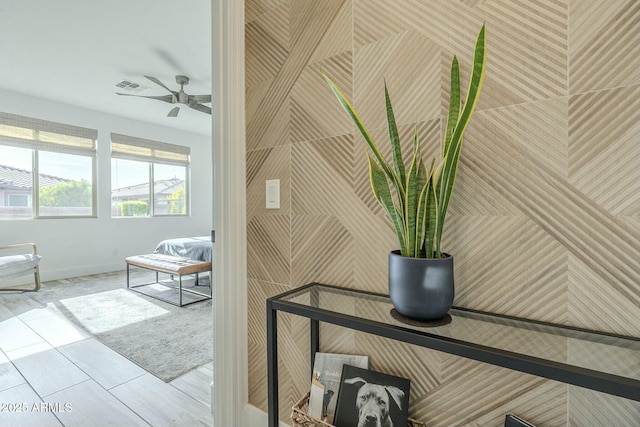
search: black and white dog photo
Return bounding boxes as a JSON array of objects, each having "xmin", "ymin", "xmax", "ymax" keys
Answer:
[{"xmin": 333, "ymin": 365, "xmax": 410, "ymax": 427}]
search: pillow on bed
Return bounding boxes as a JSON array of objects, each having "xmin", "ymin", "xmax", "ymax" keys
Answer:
[{"xmin": 0, "ymin": 254, "xmax": 42, "ymax": 278}]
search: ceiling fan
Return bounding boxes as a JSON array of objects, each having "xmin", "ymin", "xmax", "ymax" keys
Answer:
[{"xmin": 117, "ymin": 75, "xmax": 211, "ymax": 117}]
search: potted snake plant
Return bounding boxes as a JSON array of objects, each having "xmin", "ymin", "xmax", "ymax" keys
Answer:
[{"xmin": 323, "ymin": 24, "xmax": 486, "ymax": 320}]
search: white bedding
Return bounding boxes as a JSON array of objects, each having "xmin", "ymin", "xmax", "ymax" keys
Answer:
[{"xmin": 153, "ymin": 236, "xmax": 212, "ymax": 262}]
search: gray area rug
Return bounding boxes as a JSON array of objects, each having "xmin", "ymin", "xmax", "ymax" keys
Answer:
[{"xmin": 29, "ymin": 270, "xmax": 213, "ymax": 382}]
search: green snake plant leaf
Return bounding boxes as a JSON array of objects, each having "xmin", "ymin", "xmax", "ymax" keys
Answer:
[
  {"xmin": 444, "ymin": 56, "xmax": 461, "ymax": 158},
  {"xmin": 426, "ymin": 175, "xmax": 439, "ymax": 257},
  {"xmin": 415, "ymin": 158, "xmax": 431, "ymax": 257},
  {"xmin": 419, "ymin": 159, "xmax": 437, "ymax": 257},
  {"xmin": 404, "ymin": 149, "xmax": 421, "ymax": 257},
  {"xmin": 436, "ymin": 23, "xmax": 486, "ymax": 255},
  {"xmin": 322, "ymin": 72, "xmax": 399, "ymax": 188},
  {"xmin": 385, "ymin": 82, "xmax": 406, "ymax": 195},
  {"xmin": 368, "ymin": 154, "xmax": 406, "ymax": 255},
  {"xmin": 432, "ymin": 158, "xmax": 444, "ymax": 195},
  {"xmin": 411, "ymin": 133, "xmax": 428, "ymax": 257}
]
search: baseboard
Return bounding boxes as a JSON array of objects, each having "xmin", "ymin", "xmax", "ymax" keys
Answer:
[
  {"xmin": 41, "ymin": 262, "xmax": 125, "ymax": 282},
  {"xmin": 244, "ymin": 404, "xmax": 290, "ymax": 427}
]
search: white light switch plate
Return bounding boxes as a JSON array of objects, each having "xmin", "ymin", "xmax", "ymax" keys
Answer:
[{"xmin": 266, "ymin": 179, "xmax": 280, "ymax": 209}]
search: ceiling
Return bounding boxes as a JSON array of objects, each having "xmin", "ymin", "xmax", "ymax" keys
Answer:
[{"xmin": 0, "ymin": 0, "xmax": 212, "ymax": 136}]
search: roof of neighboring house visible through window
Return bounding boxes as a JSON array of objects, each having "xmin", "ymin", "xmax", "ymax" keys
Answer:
[
  {"xmin": 111, "ymin": 177, "xmax": 185, "ymax": 199},
  {"xmin": 0, "ymin": 164, "xmax": 69, "ymax": 190}
]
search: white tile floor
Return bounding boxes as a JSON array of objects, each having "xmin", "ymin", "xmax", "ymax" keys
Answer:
[{"xmin": 0, "ymin": 292, "xmax": 213, "ymax": 427}]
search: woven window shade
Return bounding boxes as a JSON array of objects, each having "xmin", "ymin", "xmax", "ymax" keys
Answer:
[
  {"xmin": 111, "ymin": 133, "xmax": 190, "ymax": 166},
  {"xmin": 0, "ymin": 112, "xmax": 97, "ymax": 156}
]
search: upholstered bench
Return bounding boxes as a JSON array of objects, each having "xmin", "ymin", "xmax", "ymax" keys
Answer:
[
  {"xmin": 0, "ymin": 243, "xmax": 41, "ymax": 292},
  {"xmin": 125, "ymin": 253, "xmax": 212, "ymax": 306}
]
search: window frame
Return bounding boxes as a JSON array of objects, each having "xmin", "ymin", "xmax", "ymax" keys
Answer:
[
  {"xmin": 110, "ymin": 133, "xmax": 190, "ymax": 218},
  {"xmin": 152, "ymin": 162, "xmax": 190, "ymax": 217},
  {"xmin": 0, "ymin": 113, "xmax": 98, "ymax": 219}
]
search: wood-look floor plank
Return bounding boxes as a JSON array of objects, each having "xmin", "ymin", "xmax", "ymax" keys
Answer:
[
  {"xmin": 1, "ymin": 295, "xmax": 48, "ymax": 321},
  {"xmin": 170, "ymin": 366, "xmax": 213, "ymax": 407},
  {"xmin": 25, "ymin": 314, "xmax": 89, "ymax": 348},
  {"xmin": 16, "ymin": 306, "xmax": 56, "ymax": 322},
  {"xmin": 110, "ymin": 373, "xmax": 213, "ymax": 427},
  {"xmin": 0, "ymin": 317, "xmax": 46, "ymax": 352},
  {"xmin": 45, "ymin": 380, "xmax": 150, "ymax": 427},
  {"xmin": 6, "ymin": 342, "xmax": 89, "ymax": 397},
  {"xmin": 0, "ymin": 383, "xmax": 62, "ymax": 427},
  {"xmin": 0, "ymin": 350, "xmax": 25, "ymax": 392},
  {"xmin": 58, "ymin": 339, "xmax": 146, "ymax": 390}
]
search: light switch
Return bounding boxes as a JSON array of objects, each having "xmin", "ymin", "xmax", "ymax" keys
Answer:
[{"xmin": 266, "ymin": 179, "xmax": 280, "ymax": 209}]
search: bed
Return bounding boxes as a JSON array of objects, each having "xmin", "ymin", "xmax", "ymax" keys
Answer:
[{"xmin": 153, "ymin": 236, "xmax": 212, "ymax": 262}]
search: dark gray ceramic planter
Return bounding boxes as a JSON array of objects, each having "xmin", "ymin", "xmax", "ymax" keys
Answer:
[{"xmin": 388, "ymin": 250, "xmax": 454, "ymax": 320}]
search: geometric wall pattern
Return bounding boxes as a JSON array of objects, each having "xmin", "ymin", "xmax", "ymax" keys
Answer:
[{"xmin": 245, "ymin": 0, "xmax": 640, "ymax": 424}]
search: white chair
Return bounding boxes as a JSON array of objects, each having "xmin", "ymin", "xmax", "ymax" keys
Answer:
[{"xmin": 0, "ymin": 243, "xmax": 41, "ymax": 292}]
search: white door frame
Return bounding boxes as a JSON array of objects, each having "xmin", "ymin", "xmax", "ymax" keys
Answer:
[{"xmin": 211, "ymin": 0, "xmax": 248, "ymax": 426}]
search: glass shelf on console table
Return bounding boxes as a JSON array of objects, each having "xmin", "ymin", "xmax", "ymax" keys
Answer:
[{"xmin": 266, "ymin": 283, "xmax": 640, "ymax": 427}]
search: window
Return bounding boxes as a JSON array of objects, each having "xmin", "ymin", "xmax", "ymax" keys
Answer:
[
  {"xmin": 110, "ymin": 133, "xmax": 190, "ymax": 217},
  {"xmin": 0, "ymin": 113, "xmax": 97, "ymax": 219},
  {"xmin": 111, "ymin": 158, "xmax": 150, "ymax": 217},
  {"xmin": 154, "ymin": 163, "xmax": 187, "ymax": 215},
  {"xmin": 8, "ymin": 194, "xmax": 29, "ymax": 207}
]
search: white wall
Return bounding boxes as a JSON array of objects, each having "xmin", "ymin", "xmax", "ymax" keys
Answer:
[{"xmin": 0, "ymin": 88, "xmax": 212, "ymax": 282}]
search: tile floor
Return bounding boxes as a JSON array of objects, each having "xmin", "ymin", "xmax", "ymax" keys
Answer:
[{"xmin": 0, "ymin": 291, "xmax": 213, "ymax": 427}]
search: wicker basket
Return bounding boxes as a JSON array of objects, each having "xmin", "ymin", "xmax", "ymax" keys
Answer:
[{"xmin": 291, "ymin": 392, "xmax": 426, "ymax": 427}]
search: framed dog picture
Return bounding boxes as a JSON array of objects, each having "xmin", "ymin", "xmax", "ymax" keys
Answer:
[{"xmin": 333, "ymin": 364, "xmax": 410, "ymax": 427}]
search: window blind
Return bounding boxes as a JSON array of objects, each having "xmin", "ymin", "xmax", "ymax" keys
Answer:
[
  {"xmin": 110, "ymin": 133, "xmax": 190, "ymax": 166},
  {"xmin": 0, "ymin": 112, "xmax": 97, "ymax": 156}
]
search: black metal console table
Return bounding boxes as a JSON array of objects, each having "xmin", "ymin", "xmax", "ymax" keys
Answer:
[{"xmin": 266, "ymin": 283, "xmax": 640, "ymax": 427}]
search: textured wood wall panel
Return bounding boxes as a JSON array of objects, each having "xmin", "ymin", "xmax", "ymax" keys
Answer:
[
  {"xmin": 568, "ymin": 386, "xmax": 640, "ymax": 427},
  {"xmin": 568, "ymin": 86, "xmax": 640, "ymax": 216},
  {"xmin": 246, "ymin": 0, "xmax": 640, "ymax": 425},
  {"xmin": 569, "ymin": 0, "xmax": 640, "ymax": 93},
  {"xmin": 354, "ymin": 30, "xmax": 441, "ymax": 126},
  {"xmin": 423, "ymin": 361, "xmax": 568, "ymax": 427},
  {"xmin": 247, "ymin": 215, "xmax": 290, "ymax": 284},
  {"xmin": 245, "ymin": 2, "xmax": 290, "ymax": 88},
  {"xmin": 291, "ymin": 215, "xmax": 354, "ymax": 286},
  {"xmin": 290, "ymin": 52, "xmax": 353, "ymax": 143},
  {"xmin": 247, "ymin": 279, "xmax": 292, "ymax": 416},
  {"xmin": 246, "ymin": 0, "xmax": 346, "ymax": 151},
  {"xmin": 245, "ymin": 0, "xmax": 287, "ymax": 24}
]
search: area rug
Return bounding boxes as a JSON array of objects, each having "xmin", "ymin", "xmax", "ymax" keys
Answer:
[{"xmin": 29, "ymin": 270, "xmax": 213, "ymax": 382}]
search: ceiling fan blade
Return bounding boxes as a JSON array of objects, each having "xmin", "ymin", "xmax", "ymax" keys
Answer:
[
  {"xmin": 167, "ymin": 107, "xmax": 180, "ymax": 117},
  {"xmin": 189, "ymin": 103, "xmax": 212, "ymax": 115},
  {"xmin": 116, "ymin": 93, "xmax": 175, "ymax": 103},
  {"xmin": 189, "ymin": 94, "xmax": 212, "ymax": 104},
  {"xmin": 144, "ymin": 76, "xmax": 178, "ymax": 96}
]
